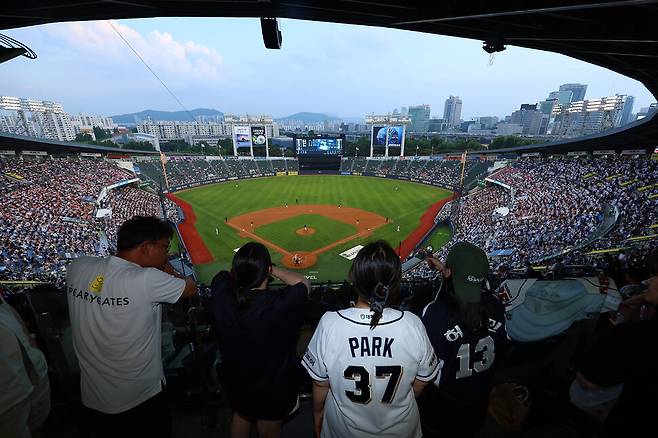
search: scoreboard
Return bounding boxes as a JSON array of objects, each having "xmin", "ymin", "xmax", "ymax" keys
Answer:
[{"xmin": 294, "ymin": 135, "xmax": 344, "ymax": 156}]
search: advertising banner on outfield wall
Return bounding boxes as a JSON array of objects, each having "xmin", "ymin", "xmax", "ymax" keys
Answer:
[
  {"xmin": 251, "ymin": 126, "xmax": 267, "ymax": 146},
  {"xmin": 372, "ymin": 126, "xmax": 386, "ymax": 145},
  {"xmin": 233, "ymin": 126, "xmax": 252, "ymax": 148},
  {"xmin": 386, "ymin": 126, "xmax": 403, "ymax": 146}
]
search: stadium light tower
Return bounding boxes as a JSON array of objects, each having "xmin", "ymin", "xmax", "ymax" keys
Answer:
[{"xmin": 365, "ymin": 114, "xmax": 411, "ymax": 157}]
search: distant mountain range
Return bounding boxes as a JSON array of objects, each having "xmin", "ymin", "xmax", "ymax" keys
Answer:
[
  {"xmin": 110, "ymin": 108, "xmax": 224, "ymax": 124},
  {"xmin": 110, "ymin": 108, "xmax": 363, "ymax": 124},
  {"xmin": 275, "ymin": 112, "xmax": 340, "ymax": 123},
  {"xmin": 275, "ymin": 112, "xmax": 364, "ymax": 124}
]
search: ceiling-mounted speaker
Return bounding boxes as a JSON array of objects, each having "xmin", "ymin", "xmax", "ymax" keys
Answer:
[{"xmin": 261, "ymin": 17, "xmax": 282, "ymax": 49}]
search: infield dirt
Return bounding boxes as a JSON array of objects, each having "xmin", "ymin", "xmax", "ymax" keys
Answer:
[{"xmin": 226, "ymin": 204, "xmax": 388, "ymax": 269}]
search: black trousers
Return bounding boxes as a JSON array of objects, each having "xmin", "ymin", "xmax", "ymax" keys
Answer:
[{"xmin": 83, "ymin": 390, "xmax": 172, "ymax": 438}]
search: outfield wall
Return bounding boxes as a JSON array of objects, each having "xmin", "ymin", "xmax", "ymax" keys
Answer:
[
  {"xmin": 166, "ymin": 172, "xmax": 276, "ymax": 192},
  {"xmin": 352, "ymin": 171, "xmax": 455, "ymax": 191},
  {"xmin": 167, "ymin": 170, "xmax": 455, "ymax": 193}
]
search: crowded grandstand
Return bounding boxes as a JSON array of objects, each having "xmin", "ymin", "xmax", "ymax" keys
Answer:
[
  {"xmin": 2, "ymin": 152, "xmax": 655, "ymax": 287},
  {"xmin": 2, "ymin": 2, "xmax": 658, "ymax": 438}
]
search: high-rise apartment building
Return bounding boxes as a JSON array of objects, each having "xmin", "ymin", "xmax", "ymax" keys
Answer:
[
  {"xmin": 0, "ymin": 96, "xmax": 75, "ymax": 141},
  {"xmin": 443, "ymin": 96, "xmax": 462, "ymax": 128},
  {"xmin": 408, "ymin": 104, "xmax": 431, "ymax": 132},
  {"xmin": 559, "ymin": 83, "xmax": 588, "ymax": 102},
  {"xmin": 549, "ymin": 94, "xmax": 629, "ymax": 137},
  {"xmin": 510, "ymin": 104, "xmax": 542, "ymax": 135},
  {"xmin": 547, "ymin": 90, "xmax": 573, "ymax": 105},
  {"xmin": 619, "ymin": 95, "xmax": 635, "ymax": 126}
]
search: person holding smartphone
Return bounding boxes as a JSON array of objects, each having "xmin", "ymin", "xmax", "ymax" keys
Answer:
[{"xmin": 211, "ymin": 242, "xmax": 310, "ymax": 438}]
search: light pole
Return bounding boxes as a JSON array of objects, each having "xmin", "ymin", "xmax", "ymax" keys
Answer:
[
  {"xmin": 218, "ymin": 145, "xmax": 222, "ymax": 157},
  {"xmin": 416, "ymin": 145, "xmax": 419, "ymax": 156},
  {"xmin": 355, "ymin": 147, "xmax": 359, "ymax": 158},
  {"xmin": 431, "ymin": 145, "xmax": 434, "ymax": 157}
]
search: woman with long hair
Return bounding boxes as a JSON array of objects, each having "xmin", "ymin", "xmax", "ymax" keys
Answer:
[
  {"xmin": 211, "ymin": 242, "xmax": 310, "ymax": 438},
  {"xmin": 418, "ymin": 241, "xmax": 509, "ymax": 438},
  {"xmin": 302, "ymin": 241, "xmax": 440, "ymax": 438}
]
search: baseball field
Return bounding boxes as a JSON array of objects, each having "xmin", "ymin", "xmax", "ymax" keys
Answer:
[{"xmin": 169, "ymin": 175, "xmax": 452, "ymax": 284}]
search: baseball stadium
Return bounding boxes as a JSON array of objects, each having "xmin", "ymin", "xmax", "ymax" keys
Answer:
[{"xmin": 1, "ymin": 2, "xmax": 658, "ymax": 438}]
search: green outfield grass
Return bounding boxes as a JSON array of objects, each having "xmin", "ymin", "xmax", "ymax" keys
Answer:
[
  {"xmin": 427, "ymin": 224, "xmax": 452, "ymax": 252},
  {"xmin": 174, "ymin": 175, "xmax": 452, "ymax": 284},
  {"xmin": 254, "ymin": 214, "xmax": 357, "ymax": 252}
]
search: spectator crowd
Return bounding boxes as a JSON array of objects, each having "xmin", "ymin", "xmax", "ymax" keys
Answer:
[
  {"xmin": 406, "ymin": 156, "xmax": 658, "ymax": 281},
  {"xmin": 0, "ymin": 156, "xmax": 180, "ymax": 285}
]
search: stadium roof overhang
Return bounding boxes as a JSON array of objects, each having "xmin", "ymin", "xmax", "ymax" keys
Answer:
[
  {"xmin": 0, "ymin": 132, "xmax": 159, "ymax": 155},
  {"xmin": 2, "ymin": 0, "xmax": 658, "ymax": 154}
]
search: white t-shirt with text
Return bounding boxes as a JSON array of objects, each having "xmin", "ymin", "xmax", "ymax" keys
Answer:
[{"xmin": 66, "ymin": 256, "xmax": 185, "ymax": 414}]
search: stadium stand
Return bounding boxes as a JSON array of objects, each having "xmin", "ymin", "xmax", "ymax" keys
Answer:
[
  {"xmin": 270, "ymin": 158, "xmax": 287, "ymax": 172},
  {"xmin": 405, "ymin": 155, "xmax": 658, "ymax": 280},
  {"xmin": 0, "ymin": 155, "xmax": 180, "ymax": 285}
]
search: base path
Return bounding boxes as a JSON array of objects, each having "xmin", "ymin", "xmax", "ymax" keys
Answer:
[
  {"xmin": 166, "ymin": 194, "xmax": 214, "ymax": 264},
  {"xmin": 226, "ymin": 204, "xmax": 388, "ymax": 269}
]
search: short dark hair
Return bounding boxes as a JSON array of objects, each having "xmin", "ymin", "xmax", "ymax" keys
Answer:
[
  {"xmin": 116, "ymin": 216, "xmax": 173, "ymax": 252},
  {"xmin": 348, "ymin": 241, "xmax": 401, "ymax": 329}
]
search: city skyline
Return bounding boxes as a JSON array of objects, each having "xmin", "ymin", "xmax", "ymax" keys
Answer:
[{"xmin": 1, "ymin": 18, "xmax": 655, "ymax": 119}]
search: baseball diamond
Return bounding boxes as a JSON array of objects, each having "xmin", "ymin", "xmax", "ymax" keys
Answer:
[{"xmin": 169, "ymin": 175, "xmax": 453, "ymax": 283}]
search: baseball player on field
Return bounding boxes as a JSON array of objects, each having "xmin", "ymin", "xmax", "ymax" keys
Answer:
[{"xmin": 302, "ymin": 241, "xmax": 441, "ymax": 438}]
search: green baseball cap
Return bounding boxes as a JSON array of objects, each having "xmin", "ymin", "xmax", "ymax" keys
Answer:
[{"xmin": 445, "ymin": 242, "xmax": 489, "ymax": 303}]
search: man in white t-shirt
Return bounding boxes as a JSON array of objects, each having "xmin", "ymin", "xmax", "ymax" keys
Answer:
[
  {"xmin": 66, "ymin": 216, "xmax": 197, "ymax": 438},
  {"xmin": 0, "ymin": 294, "xmax": 50, "ymax": 438}
]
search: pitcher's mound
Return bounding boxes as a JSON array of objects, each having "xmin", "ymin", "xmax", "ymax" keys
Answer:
[
  {"xmin": 296, "ymin": 227, "xmax": 316, "ymax": 236},
  {"xmin": 282, "ymin": 252, "xmax": 317, "ymax": 269}
]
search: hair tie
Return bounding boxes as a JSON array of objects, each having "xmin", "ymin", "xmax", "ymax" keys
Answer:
[
  {"xmin": 372, "ymin": 281, "xmax": 389, "ymax": 301},
  {"xmin": 370, "ymin": 299, "xmax": 385, "ymax": 316}
]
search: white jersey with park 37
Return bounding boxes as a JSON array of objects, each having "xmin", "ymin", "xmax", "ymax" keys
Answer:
[{"xmin": 303, "ymin": 307, "xmax": 441, "ymax": 438}]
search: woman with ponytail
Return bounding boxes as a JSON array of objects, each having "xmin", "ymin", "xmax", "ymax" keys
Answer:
[
  {"xmin": 302, "ymin": 241, "xmax": 440, "ymax": 438},
  {"xmin": 211, "ymin": 242, "xmax": 310, "ymax": 438}
]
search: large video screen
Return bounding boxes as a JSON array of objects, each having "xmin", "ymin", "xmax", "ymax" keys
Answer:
[
  {"xmin": 387, "ymin": 126, "xmax": 403, "ymax": 146},
  {"xmin": 251, "ymin": 126, "xmax": 267, "ymax": 146},
  {"xmin": 295, "ymin": 137, "xmax": 343, "ymax": 155},
  {"xmin": 233, "ymin": 126, "xmax": 252, "ymax": 148},
  {"xmin": 372, "ymin": 126, "xmax": 387, "ymax": 146}
]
